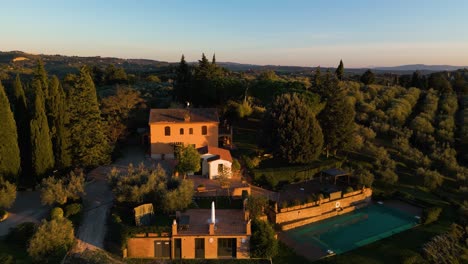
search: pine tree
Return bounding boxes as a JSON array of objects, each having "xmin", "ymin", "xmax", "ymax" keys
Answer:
[
  {"xmin": 12, "ymin": 75, "xmax": 32, "ymax": 181},
  {"xmin": 318, "ymin": 92, "xmax": 356, "ymax": 157},
  {"xmin": 199, "ymin": 53, "xmax": 210, "ymax": 69},
  {"xmin": 0, "ymin": 81, "xmax": 21, "ymax": 181},
  {"xmin": 68, "ymin": 68, "xmax": 110, "ymax": 167},
  {"xmin": 212, "ymin": 53, "xmax": 216, "ymax": 64},
  {"xmin": 335, "ymin": 60, "xmax": 344, "ymax": 80},
  {"xmin": 30, "ymin": 79, "xmax": 55, "ymax": 179},
  {"xmin": 48, "ymin": 76, "xmax": 71, "ymax": 168}
]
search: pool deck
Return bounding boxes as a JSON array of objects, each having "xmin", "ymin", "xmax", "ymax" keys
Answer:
[
  {"xmin": 279, "ymin": 231, "xmax": 329, "ymax": 261},
  {"xmin": 277, "ymin": 200, "xmax": 423, "ymax": 261}
]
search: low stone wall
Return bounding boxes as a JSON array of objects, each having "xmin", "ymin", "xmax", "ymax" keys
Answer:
[{"xmin": 272, "ymin": 188, "xmax": 372, "ymax": 227}]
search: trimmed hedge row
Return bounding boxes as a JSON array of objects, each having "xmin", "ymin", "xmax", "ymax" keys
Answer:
[{"xmin": 252, "ymin": 159, "xmax": 343, "ymax": 190}]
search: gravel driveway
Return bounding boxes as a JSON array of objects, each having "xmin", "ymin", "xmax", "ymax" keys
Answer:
[
  {"xmin": 0, "ymin": 191, "xmax": 49, "ymax": 237},
  {"xmin": 74, "ymin": 166, "xmax": 114, "ymax": 252}
]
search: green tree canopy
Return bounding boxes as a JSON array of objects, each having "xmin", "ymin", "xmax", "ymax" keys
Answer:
[
  {"xmin": 175, "ymin": 144, "xmax": 201, "ymax": 176},
  {"xmin": 68, "ymin": 68, "xmax": 110, "ymax": 167},
  {"xmin": 30, "ymin": 79, "xmax": 55, "ymax": 179},
  {"xmin": 0, "ymin": 81, "xmax": 21, "ymax": 180},
  {"xmin": 250, "ymin": 219, "xmax": 278, "ymax": 258},
  {"xmin": 0, "ymin": 178, "xmax": 17, "ymax": 209},
  {"xmin": 27, "ymin": 218, "xmax": 74, "ymax": 263},
  {"xmin": 174, "ymin": 54, "xmax": 192, "ymax": 102},
  {"xmin": 318, "ymin": 93, "xmax": 356, "ymax": 156},
  {"xmin": 266, "ymin": 93, "xmax": 323, "ymax": 163},
  {"xmin": 48, "ymin": 76, "xmax": 71, "ymax": 169},
  {"xmin": 12, "ymin": 74, "xmax": 31, "ymax": 181},
  {"xmin": 40, "ymin": 170, "xmax": 85, "ymax": 205},
  {"xmin": 335, "ymin": 59, "xmax": 344, "ymax": 80},
  {"xmin": 109, "ymin": 163, "xmax": 167, "ymax": 203},
  {"xmin": 162, "ymin": 179, "xmax": 194, "ymax": 213},
  {"xmin": 360, "ymin": 69, "xmax": 375, "ymax": 85}
]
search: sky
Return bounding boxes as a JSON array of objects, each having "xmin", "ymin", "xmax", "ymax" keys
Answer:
[{"xmin": 1, "ymin": 0, "xmax": 468, "ymax": 67}]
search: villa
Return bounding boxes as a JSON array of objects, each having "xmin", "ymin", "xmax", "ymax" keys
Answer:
[{"xmin": 148, "ymin": 108, "xmax": 219, "ymax": 159}]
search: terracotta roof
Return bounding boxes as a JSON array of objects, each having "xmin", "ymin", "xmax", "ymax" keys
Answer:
[
  {"xmin": 198, "ymin": 146, "xmax": 233, "ymax": 163},
  {"xmin": 149, "ymin": 108, "xmax": 219, "ymax": 123}
]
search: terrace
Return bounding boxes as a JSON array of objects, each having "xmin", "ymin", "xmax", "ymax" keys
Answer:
[{"xmin": 176, "ymin": 209, "xmax": 247, "ymax": 235}]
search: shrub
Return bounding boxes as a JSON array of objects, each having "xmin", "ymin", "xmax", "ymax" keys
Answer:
[
  {"xmin": 65, "ymin": 203, "xmax": 82, "ymax": 218},
  {"xmin": 417, "ymin": 168, "xmax": 444, "ymax": 190},
  {"xmin": 423, "ymin": 207, "xmax": 442, "ymax": 224},
  {"xmin": 355, "ymin": 168, "xmax": 374, "ymax": 187},
  {"xmin": 50, "ymin": 207, "xmax": 64, "ymax": 220},
  {"xmin": 40, "ymin": 170, "xmax": 85, "ymax": 205},
  {"xmin": 292, "ymin": 199, "xmax": 301, "ymax": 206},
  {"xmin": 0, "ymin": 254, "xmax": 14, "ymax": 264},
  {"xmin": 232, "ymin": 158, "xmax": 241, "ymax": 171},
  {"xmin": 281, "ymin": 201, "xmax": 288, "ymax": 209},
  {"xmin": 243, "ymin": 155, "xmax": 261, "ymax": 170},
  {"xmin": 345, "ymin": 186, "xmax": 354, "ymax": 193},
  {"xmin": 28, "ymin": 218, "xmax": 75, "ymax": 263},
  {"xmin": 0, "ymin": 178, "xmax": 16, "ymax": 209}
]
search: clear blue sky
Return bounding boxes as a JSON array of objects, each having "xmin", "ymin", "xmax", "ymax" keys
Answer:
[{"xmin": 1, "ymin": 0, "xmax": 468, "ymax": 67}]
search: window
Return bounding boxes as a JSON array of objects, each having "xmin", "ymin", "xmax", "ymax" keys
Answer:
[
  {"xmin": 180, "ymin": 128, "xmax": 184, "ymax": 135},
  {"xmin": 189, "ymin": 128, "xmax": 193, "ymax": 135},
  {"xmin": 217, "ymin": 238, "xmax": 236, "ymax": 258},
  {"xmin": 164, "ymin": 126, "xmax": 171, "ymax": 136},
  {"xmin": 195, "ymin": 238, "xmax": 205, "ymax": 258},
  {"xmin": 201, "ymin": 125, "xmax": 207, "ymax": 135},
  {"xmin": 218, "ymin": 164, "xmax": 224, "ymax": 173}
]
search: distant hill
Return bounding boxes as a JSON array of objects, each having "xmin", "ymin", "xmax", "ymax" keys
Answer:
[
  {"xmin": 373, "ymin": 64, "xmax": 468, "ymax": 72},
  {"xmin": 2, "ymin": 50, "xmax": 467, "ymax": 76}
]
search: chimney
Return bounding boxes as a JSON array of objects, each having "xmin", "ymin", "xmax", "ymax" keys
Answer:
[
  {"xmin": 209, "ymin": 222, "xmax": 215, "ymax": 235},
  {"xmin": 184, "ymin": 112, "xmax": 191, "ymax": 122},
  {"xmin": 172, "ymin": 219, "xmax": 177, "ymax": 235}
]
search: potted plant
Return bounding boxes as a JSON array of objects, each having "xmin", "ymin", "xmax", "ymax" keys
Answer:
[{"xmin": 197, "ymin": 184, "xmax": 206, "ymax": 192}]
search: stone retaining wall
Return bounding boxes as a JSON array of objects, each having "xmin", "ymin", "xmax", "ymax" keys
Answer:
[{"xmin": 270, "ymin": 188, "xmax": 372, "ymax": 228}]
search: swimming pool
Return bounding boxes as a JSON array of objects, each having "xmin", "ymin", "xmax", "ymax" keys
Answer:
[{"xmin": 285, "ymin": 203, "xmax": 419, "ymax": 255}]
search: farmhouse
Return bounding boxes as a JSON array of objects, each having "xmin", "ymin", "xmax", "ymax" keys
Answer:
[{"xmin": 149, "ymin": 108, "xmax": 219, "ymax": 159}]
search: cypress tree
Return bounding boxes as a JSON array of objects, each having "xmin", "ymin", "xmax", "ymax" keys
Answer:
[
  {"xmin": 318, "ymin": 92, "xmax": 356, "ymax": 157},
  {"xmin": 267, "ymin": 93, "xmax": 323, "ymax": 163},
  {"xmin": 175, "ymin": 54, "xmax": 191, "ymax": 102},
  {"xmin": 335, "ymin": 60, "xmax": 344, "ymax": 80},
  {"xmin": 30, "ymin": 79, "xmax": 55, "ymax": 179},
  {"xmin": 12, "ymin": 75, "xmax": 32, "ymax": 181},
  {"xmin": 313, "ymin": 66, "xmax": 321, "ymax": 88},
  {"xmin": 35, "ymin": 60, "xmax": 49, "ymax": 99},
  {"xmin": 68, "ymin": 68, "xmax": 110, "ymax": 167},
  {"xmin": 212, "ymin": 53, "xmax": 216, "ymax": 64},
  {"xmin": 0, "ymin": 81, "xmax": 21, "ymax": 181},
  {"xmin": 48, "ymin": 76, "xmax": 71, "ymax": 168}
]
